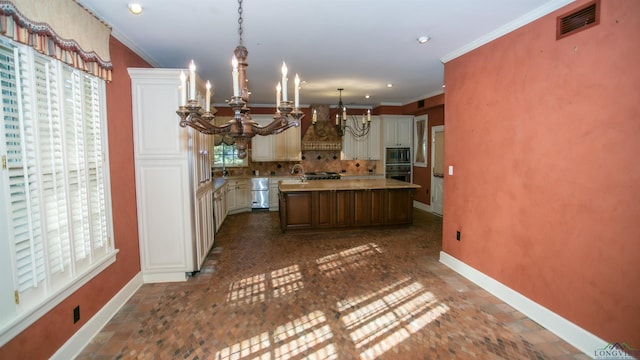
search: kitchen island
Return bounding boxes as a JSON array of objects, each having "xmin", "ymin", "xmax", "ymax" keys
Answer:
[{"xmin": 278, "ymin": 179, "xmax": 420, "ymax": 231}]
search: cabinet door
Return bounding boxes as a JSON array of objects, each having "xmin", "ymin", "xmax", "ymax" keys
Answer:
[
  {"xmin": 195, "ymin": 190, "xmax": 212, "ymax": 267},
  {"xmin": 383, "ymin": 116, "xmax": 413, "ymax": 147},
  {"xmin": 352, "ymin": 190, "xmax": 370, "ymax": 226},
  {"xmin": 273, "ymin": 132, "xmax": 288, "ymax": 161},
  {"xmin": 282, "ymin": 192, "xmax": 313, "ymax": 229},
  {"xmin": 204, "ymin": 190, "xmax": 214, "ymax": 251},
  {"xmin": 341, "ymin": 131, "xmax": 357, "ymax": 160},
  {"xmin": 252, "ymin": 134, "xmax": 274, "ymax": 162},
  {"xmin": 273, "ymin": 126, "xmax": 301, "ymax": 161},
  {"xmin": 383, "ymin": 118, "xmax": 399, "ymax": 147},
  {"xmin": 369, "ymin": 189, "xmax": 385, "ymax": 225},
  {"xmin": 314, "ymin": 191, "xmax": 333, "ymax": 227},
  {"xmin": 367, "ymin": 117, "xmax": 381, "ymax": 160},
  {"xmin": 354, "ymin": 133, "xmax": 369, "ymax": 160},
  {"xmin": 285, "ymin": 126, "xmax": 301, "ymax": 161},
  {"xmin": 214, "ymin": 186, "xmax": 227, "ymax": 232},
  {"xmin": 342, "ymin": 118, "xmax": 380, "ymax": 160},
  {"xmin": 269, "ymin": 181, "xmax": 280, "ymax": 210},
  {"xmin": 237, "ymin": 182, "xmax": 250, "ymax": 209},
  {"xmin": 226, "ymin": 182, "xmax": 238, "ymax": 211},
  {"xmin": 214, "ymin": 189, "xmax": 222, "ymax": 232},
  {"xmin": 334, "ymin": 190, "xmax": 351, "ymax": 227},
  {"xmin": 226, "ymin": 179, "xmax": 249, "ymax": 214},
  {"xmin": 384, "ymin": 189, "xmax": 413, "ymax": 225},
  {"xmin": 396, "ymin": 118, "xmax": 413, "ymax": 147},
  {"xmin": 251, "ymin": 116, "xmax": 275, "ymax": 161}
]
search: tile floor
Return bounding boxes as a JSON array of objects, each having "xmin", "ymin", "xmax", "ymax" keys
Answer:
[{"xmin": 77, "ymin": 209, "xmax": 588, "ymax": 359}]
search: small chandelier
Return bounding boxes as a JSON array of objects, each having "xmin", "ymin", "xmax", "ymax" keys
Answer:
[
  {"xmin": 176, "ymin": 0, "xmax": 303, "ymax": 159},
  {"xmin": 317, "ymin": 88, "xmax": 371, "ymax": 138}
]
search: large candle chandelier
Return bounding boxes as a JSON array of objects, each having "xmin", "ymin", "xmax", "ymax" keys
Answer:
[
  {"xmin": 313, "ymin": 88, "xmax": 371, "ymax": 138},
  {"xmin": 176, "ymin": 0, "xmax": 303, "ymax": 159}
]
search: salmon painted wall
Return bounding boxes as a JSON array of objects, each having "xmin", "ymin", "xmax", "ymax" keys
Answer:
[
  {"xmin": 0, "ymin": 37, "xmax": 150, "ymax": 359},
  {"xmin": 442, "ymin": 0, "xmax": 640, "ymax": 345}
]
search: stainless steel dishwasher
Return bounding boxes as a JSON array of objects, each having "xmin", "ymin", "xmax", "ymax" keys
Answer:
[{"xmin": 251, "ymin": 178, "xmax": 269, "ymax": 209}]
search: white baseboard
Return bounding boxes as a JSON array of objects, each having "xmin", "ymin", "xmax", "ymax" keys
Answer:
[
  {"xmin": 51, "ymin": 272, "xmax": 144, "ymax": 360},
  {"xmin": 143, "ymin": 272, "xmax": 188, "ymax": 283},
  {"xmin": 439, "ymin": 251, "xmax": 606, "ymax": 357},
  {"xmin": 413, "ymin": 200, "xmax": 431, "ymax": 213}
]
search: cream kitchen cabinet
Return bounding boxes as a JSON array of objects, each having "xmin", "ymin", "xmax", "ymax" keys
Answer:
[
  {"xmin": 214, "ymin": 182, "xmax": 227, "ymax": 232},
  {"xmin": 226, "ymin": 178, "xmax": 251, "ymax": 214},
  {"xmin": 268, "ymin": 177, "xmax": 292, "ymax": 211},
  {"xmin": 129, "ymin": 68, "xmax": 215, "ymax": 283},
  {"xmin": 341, "ymin": 116, "xmax": 381, "ymax": 160},
  {"xmin": 382, "ymin": 115, "xmax": 413, "ymax": 147},
  {"xmin": 251, "ymin": 114, "xmax": 301, "ymax": 161}
]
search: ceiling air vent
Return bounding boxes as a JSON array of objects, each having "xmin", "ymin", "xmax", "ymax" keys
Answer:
[{"xmin": 557, "ymin": 0, "xmax": 599, "ymax": 40}]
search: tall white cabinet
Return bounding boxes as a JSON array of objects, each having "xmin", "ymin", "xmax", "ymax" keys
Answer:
[{"xmin": 129, "ymin": 68, "xmax": 215, "ymax": 283}]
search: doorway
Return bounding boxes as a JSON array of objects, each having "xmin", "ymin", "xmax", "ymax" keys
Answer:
[{"xmin": 431, "ymin": 125, "xmax": 444, "ymax": 215}]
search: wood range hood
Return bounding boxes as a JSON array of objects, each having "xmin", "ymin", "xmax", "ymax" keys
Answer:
[{"xmin": 301, "ymin": 104, "xmax": 342, "ymax": 151}]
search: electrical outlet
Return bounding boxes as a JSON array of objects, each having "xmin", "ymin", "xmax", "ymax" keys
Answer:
[
  {"xmin": 456, "ymin": 231, "xmax": 461, "ymax": 241},
  {"xmin": 73, "ymin": 306, "xmax": 80, "ymax": 323}
]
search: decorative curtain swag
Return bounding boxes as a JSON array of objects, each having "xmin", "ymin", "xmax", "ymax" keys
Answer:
[{"xmin": 0, "ymin": 1, "xmax": 112, "ymax": 81}]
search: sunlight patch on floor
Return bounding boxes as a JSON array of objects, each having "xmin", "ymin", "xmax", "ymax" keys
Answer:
[
  {"xmin": 215, "ymin": 311, "xmax": 337, "ymax": 360},
  {"xmin": 226, "ymin": 273, "xmax": 267, "ymax": 305},
  {"xmin": 273, "ymin": 310, "xmax": 337, "ymax": 360},
  {"xmin": 316, "ymin": 243, "xmax": 382, "ymax": 276},
  {"xmin": 227, "ymin": 265, "xmax": 304, "ymax": 305},
  {"xmin": 272, "ymin": 264, "xmax": 304, "ymax": 298},
  {"xmin": 338, "ymin": 279, "xmax": 449, "ymax": 360}
]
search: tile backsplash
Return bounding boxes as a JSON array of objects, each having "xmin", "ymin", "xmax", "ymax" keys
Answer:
[{"xmin": 213, "ymin": 150, "xmax": 381, "ymax": 177}]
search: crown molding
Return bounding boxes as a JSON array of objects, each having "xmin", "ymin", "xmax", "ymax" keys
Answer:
[
  {"xmin": 111, "ymin": 28, "xmax": 161, "ymax": 67},
  {"xmin": 441, "ymin": 0, "xmax": 575, "ymax": 63}
]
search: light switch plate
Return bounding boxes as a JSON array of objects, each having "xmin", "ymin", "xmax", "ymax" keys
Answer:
[{"xmin": 448, "ymin": 165, "xmax": 453, "ymax": 175}]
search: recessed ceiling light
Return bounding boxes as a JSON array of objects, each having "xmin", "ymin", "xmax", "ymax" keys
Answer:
[
  {"xmin": 387, "ymin": 83, "xmax": 393, "ymax": 88},
  {"xmin": 365, "ymin": 95, "xmax": 370, "ymax": 99},
  {"xmin": 128, "ymin": 3, "xmax": 143, "ymax": 15},
  {"xmin": 417, "ymin": 36, "xmax": 430, "ymax": 44}
]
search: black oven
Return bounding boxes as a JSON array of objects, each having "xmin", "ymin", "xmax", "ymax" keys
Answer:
[{"xmin": 385, "ymin": 164, "xmax": 412, "ymax": 182}]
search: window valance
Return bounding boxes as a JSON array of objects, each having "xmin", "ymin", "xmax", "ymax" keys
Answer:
[{"xmin": 0, "ymin": 0, "xmax": 112, "ymax": 81}]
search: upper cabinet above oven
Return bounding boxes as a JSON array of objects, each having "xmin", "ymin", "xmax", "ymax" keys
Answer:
[{"xmin": 382, "ymin": 115, "xmax": 413, "ymax": 147}]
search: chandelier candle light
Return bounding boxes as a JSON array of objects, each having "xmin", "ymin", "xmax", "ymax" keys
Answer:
[
  {"xmin": 323, "ymin": 88, "xmax": 372, "ymax": 138},
  {"xmin": 176, "ymin": 0, "xmax": 303, "ymax": 159}
]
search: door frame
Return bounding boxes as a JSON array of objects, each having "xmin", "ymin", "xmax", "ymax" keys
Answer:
[{"xmin": 430, "ymin": 125, "xmax": 444, "ymax": 215}]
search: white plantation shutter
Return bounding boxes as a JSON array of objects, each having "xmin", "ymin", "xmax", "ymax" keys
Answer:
[
  {"xmin": 1, "ymin": 44, "xmax": 44, "ymax": 293},
  {"xmin": 16, "ymin": 47, "xmax": 47, "ymax": 294},
  {"xmin": 84, "ymin": 75, "xmax": 108, "ymax": 254},
  {"xmin": 34, "ymin": 53, "xmax": 71, "ymax": 277},
  {"xmin": 0, "ymin": 38, "xmax": 114, "ymax": 336},
  {"xmin": 62, "ymin": 67, "xmax": 92, "ymax": 269}
]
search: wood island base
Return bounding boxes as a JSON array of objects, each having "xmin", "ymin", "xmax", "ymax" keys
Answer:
[{"xmin": 278, "ymin": 179, "xmax": 420, "ymax": 232}]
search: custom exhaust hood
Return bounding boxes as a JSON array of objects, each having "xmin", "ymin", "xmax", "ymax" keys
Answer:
[{"xmin": 301, "ymin": 105, "xmax": 342, "ymax": 151}]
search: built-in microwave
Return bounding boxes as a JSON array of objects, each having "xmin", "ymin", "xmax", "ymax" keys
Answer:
[{"xmin": 385, "ymin": 147, "xmax": 411, "ymax": 164}]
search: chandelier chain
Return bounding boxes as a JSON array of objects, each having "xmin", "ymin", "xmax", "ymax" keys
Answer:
[{"xmin": 237, "ymin": 0, "xmax": 244, "ymax": 45}]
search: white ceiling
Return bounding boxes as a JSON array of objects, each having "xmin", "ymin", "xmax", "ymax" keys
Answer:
[{"xmin": 77, "ymin": 0, "xmax": 574, "ymax": 107}]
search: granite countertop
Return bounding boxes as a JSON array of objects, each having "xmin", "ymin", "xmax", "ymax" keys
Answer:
[{"xmin": 278, "ymin": 178, "xmax": 420, "ymax": 192}]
